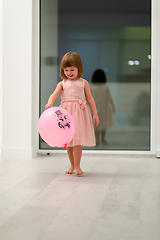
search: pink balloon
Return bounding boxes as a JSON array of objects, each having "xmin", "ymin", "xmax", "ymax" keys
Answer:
[{"xmin": 38, "ymin": 107, "xmax": 75, "ymax": 148}]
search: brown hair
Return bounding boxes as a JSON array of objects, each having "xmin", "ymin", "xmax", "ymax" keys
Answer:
[
  {"xmin": 91, "ymin": 69, "xmax": 107, "ymax": 83},
  {"xmin": 60, "ymin": 52, "xmax": 84, "ymax": 79}
]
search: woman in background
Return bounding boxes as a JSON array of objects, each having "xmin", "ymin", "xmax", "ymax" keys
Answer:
[{"xmin": 91, "ymin": 69, "xmax": 116, "ymax": 145}]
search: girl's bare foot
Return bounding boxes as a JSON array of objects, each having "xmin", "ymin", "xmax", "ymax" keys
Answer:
[
  {"xmin": 65, "ymin": 165, "xmax": 74, "ymax": 174},
  {"xmin": 75, "ymin": 166, "xmax": 84, "ymax": 175}
]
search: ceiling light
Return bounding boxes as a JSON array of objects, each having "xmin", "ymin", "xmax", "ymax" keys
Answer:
[
  {"xmin": 134, "ymin": 60, "xmax": 140, "ymax": 65},
  {"xmin": 128, "ymin": 60, "xmax": 134, "ymax": 65}
]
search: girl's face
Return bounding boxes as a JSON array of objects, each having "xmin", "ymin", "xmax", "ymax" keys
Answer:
[{"xmin": 64, "ymin": 66, "xmax": 79, "ymax": 80}]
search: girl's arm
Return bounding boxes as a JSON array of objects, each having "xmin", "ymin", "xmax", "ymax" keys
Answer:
[
  {"xmin": 45, "ymin": 81, "xmax": 63, "ymax": 109},
  {"xmin": 84, "ymin": 80, "xmax": 99, "ymax": 127},
  {"xmin": 106, "ymin": 86, "xmax": 116, "ymax": 114}
]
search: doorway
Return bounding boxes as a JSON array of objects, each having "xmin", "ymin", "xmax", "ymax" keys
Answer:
[{"xmin": 39, "ymin": 0, "xmax": 151, "ymax": 152}]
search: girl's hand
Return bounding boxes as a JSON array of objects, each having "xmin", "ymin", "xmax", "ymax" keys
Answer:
[
  {"xmin": 93, "ymin": 114, "xmax": 99, "ymax": 127},
  {"xmin": 45, "ymin": 82, "xmax": 63, "ymax": 110},
  {"xmin": 45, "ymin": 103, "xmax": 52, "ymax": 109}
]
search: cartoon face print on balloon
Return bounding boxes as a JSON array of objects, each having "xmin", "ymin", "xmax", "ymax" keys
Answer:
[
  {"xmin": 55, "ymin": 110, "xmax": 71, "ymax": 129},
  {"xmin": 38, "ymin": 107, "xmax": 75, "ymax": 148}
]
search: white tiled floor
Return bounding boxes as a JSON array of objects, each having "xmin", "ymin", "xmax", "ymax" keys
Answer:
[{"xmin": 0, "ymin": 154, "xmax": 160, "ymax": 240}]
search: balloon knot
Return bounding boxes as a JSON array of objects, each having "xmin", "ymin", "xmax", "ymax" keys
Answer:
[{"xmin": 63, "ymin": 144, "xmax": 68, "ymax": 149}]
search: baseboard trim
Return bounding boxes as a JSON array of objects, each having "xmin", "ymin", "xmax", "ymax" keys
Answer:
[
  {"xmin": 1, "ymin": 147, "xmax": 37, "ymax": 159},
  {"xmin": 156, "ymin": 149, "xmax": 160, "ymax": 158}
]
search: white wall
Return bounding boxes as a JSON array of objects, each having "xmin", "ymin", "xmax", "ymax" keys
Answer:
[
  {"xmin": 0, "ymin": 0, "xmax": 2, "ymax": 157},
  {"xmin": 154, "ymin": 0, "xmax": 160, "ymax": 157},
  {"xmin": 1, "ymin": 0, "xmax": 38, "ymax": 159},
  {"xmin": 0, "ymin": 0, "xmax": 2, "ymax": 158}
]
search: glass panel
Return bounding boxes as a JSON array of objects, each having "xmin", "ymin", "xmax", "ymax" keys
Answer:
[{"xmin": 40, "ymin": 0, "xmax": 151, "ymax": 151}]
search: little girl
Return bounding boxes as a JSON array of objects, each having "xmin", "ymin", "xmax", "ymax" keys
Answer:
[{"xmin": 45, "ymin": 52, "xmax": 99, "ymax": 175}]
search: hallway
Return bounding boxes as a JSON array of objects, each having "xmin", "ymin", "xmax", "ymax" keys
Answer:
[{"xmin": 0, "ymin": 154, "xmax": 160, "ymax": 240}]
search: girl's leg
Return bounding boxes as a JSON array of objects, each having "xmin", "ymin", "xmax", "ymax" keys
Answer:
[
  {"xmin": 102, "ymin": 129, "xmax": 107, "ymax": 144},
  {"xmin": 95, "ymin": 130, "xmax": 100, "ymax": 146},
  {"xmin": 65, "ymin": 147, "xmax": 74, "ymax": 174},
  {"xmin": 73, "ymin": 145, "xmax": 83, "ymax": 175}
]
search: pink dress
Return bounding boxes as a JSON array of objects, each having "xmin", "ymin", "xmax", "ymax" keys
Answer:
[
  {"xmin": 60, "ymin": 78, "xmax": 96, "ymax": 147},
  {"xmin": 91, "ymin": 84, "xmax": 114, "ymax": 130}
]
